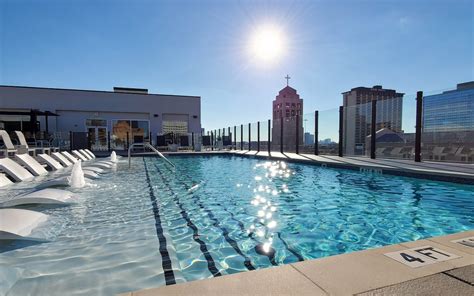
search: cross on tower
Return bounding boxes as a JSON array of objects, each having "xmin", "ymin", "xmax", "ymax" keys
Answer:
[{"xmin": 285, "ymin": 74, "xmax": 291, "ymax": 86}]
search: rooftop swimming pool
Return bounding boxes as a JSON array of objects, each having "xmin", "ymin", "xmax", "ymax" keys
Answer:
[{"xmin": 1, "ymin": 155, "xmax": 473, "ymax": 295}]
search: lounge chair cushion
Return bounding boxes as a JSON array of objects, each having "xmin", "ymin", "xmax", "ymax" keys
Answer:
[
  {"xmin": 0, "ymin": 208, "xmax": 48, "ymax": 240},
  {"xmin": 15, "ymin": 153, "xmax": 48, "ymax": 176},
  {"xmin": 0, "ymin": 188, "xmax": 75, "ymax": 207},
  {"xmin": 0, "ymin": 158, "xmax": 34, "ymax": 182}
]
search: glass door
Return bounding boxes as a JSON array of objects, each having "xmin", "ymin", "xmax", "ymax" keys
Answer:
[{"xmin": 87, "ymin": 126, "xmax": 108, "ymax": 151}]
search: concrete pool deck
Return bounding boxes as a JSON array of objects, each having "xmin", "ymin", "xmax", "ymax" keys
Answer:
[{"xmin": 121, "ymin": 230, "xmax": 474, "ymax": 295}]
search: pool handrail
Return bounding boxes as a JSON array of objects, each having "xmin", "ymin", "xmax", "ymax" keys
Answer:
[{"xmin": 128, "ymin": 143, "xmax": 175, "ymax": 169}]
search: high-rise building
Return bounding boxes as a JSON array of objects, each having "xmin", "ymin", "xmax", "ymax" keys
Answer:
[
  {"xmin": 342, "ymin": 85, "xmax": 404, "ymax": 155},
  {"xmin": 423, "ymin": 81, "xmax": 474, "ymax": 132},
  {"xmin": 304, "ymin": 132, "xmax": 314, "ymax": 145},
  {"xmin": 272, "ymin": 82, "xmax": 303, "ymax": 150}
]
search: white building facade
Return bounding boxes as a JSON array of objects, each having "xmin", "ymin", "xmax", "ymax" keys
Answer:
[{"xmin": 0, "ymin": 85, "xmax": 201, "ymax": 149}]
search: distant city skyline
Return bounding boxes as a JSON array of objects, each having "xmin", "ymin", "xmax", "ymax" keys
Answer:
[{"xmin": 1, "ymin": 0, "xmax": 472, "ymax": 131}]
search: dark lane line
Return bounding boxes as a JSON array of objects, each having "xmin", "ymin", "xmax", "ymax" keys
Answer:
[
  {"xmin": 157, "ymin": 165, "xmax": 256, "ymax": 271},
  {"xmin": 218, "ymin": 205, "xmax": 278, "ymax": 266},
  {"xmin": 177, "ymin": 168, "xmax": 304, "ymax": 263},
  {"xmin": 172, "ymin": 169, "xmax": 288, "ymax": 266},
  {"xmin": 142, "ymin": 158, "xmax": 176, "ymax": 285},
  {"xmin": 150, "ymin": 161, "xmax": 222, "ymax": 277}
]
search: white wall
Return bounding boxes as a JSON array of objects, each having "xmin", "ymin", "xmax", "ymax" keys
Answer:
[{"xmin": 0, "ymin": 86, "xmax": 201, "ymax": 135}]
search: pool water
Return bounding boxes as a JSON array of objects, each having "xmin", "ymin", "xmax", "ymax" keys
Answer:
[{"xmin": 1, "ymin": 155, "xmax": 473, "ymax": 295}]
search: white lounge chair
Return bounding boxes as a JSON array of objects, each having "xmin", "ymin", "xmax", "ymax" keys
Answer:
[
  {"xmin": 15, "ymin": 131, "xmax": 51, "ymax": 156},
  {"xmin": 0, "ymin": 160, "xmax": 75, "ymax": 206},
  {"xmin": 51, "ymin": 152, "xmax": 73, "ymax": 167},
  {"xmin": 79, "ymin": 149, "xmax": 93, "ymax": 160},
  {"xmin": 17, "ymin": 153, "xmax": 100, "ymax": 178},
  {"xmin": 83, "ymin": 149, "xmax": 96, "ymax": 159},
  {"xmin": 72, "ymin": 150, "xmax": 89, "ymax": 161},
  {"xmin": 0, "ymin": 130, "xmax": 18, "ymax": 157},
  {"xmin": 0, "ymin": 173, "xmax": 13, "ymax": 187},
  {"xmin": 50, "ymin": 152, "xmax": 104, "ymax": 173},
  {"xmin": 15, "ymin": 153, "xmax": 48, "ymax": 176},
  {"xmin": 0, "ymin": 188, "xmax": 75, "ymax": 207},
  {"xmin": 0, "ymin": 157, "xmax": 34, "ymax": 182},
  {"xmin": 0, "ymin": 209, "xmax": 48, "ymax": 240},
  {"xmin": 37, "ymin": 153, "xmax": 63, "ymax": 171},
  {"xmin": 72, "ymin": 150, "xmax": 114, "ymax": 168},
  {"xmin": 61, "ymin": 151, "xmax": 79, "ymax": 163}
]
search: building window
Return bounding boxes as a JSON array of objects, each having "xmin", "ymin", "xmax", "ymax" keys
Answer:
[
  {"xmin": 162, "ymin": 121, "xmax": 188, "ymax": 135},
  {"xmin": 111, "ymin": 120, "xmax": 149, "ymax": 147},
  {"xmin": 85, "ymin": 119, "xmax": 107, "ymax": 127}
]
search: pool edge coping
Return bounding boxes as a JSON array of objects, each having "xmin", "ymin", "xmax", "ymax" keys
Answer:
[{"xmin": 121, "ymin": 230, "xmax": 474, "ymax": 296}]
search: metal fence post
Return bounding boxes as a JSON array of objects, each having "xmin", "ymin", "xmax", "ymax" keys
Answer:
[
  {"xmin": 234, "ymin": 126, "xmax": 236, "ymax": 150},
  {"xmin": 257, "ymin": 121, "xmax": 260, "ymax": 152},
  {"xmin": 87, "ymin": 131, "xmax": 92, "ymax": 150},
  {"xmin": 240, "ymin": 124, "xmax": 243, "ymax": 150},
  {"xmin": 69, "ymin": 131, "xmax": 73, "ymax": 151},
  {"xmin": 371, "ymin": 100, "xmax": 377, "ymax": 159},
  {"xmin": 126, "ymin": 131, "xmax": 129, "ymax": 150},
  {"xmin": 338, "ymin": 106, "xmax": 343, "ymax": 157},
  {"xmin": 268, "ymin": 119, "xmax": 271, "ymax": 154},
  {"xmin": 280, "ymin": 117, "xmax": 284, "ymax": 153},
  {"xmin": 314, "ymin": 110, "xmax": 319, "ymax": 155},
  {"xmin": 211, "ymin": 131, "xmax": 214, "ymax": 151},
  {"xmin": 248, "ymin": 123, "xmax": 251, "ymax": 151},
  {"xmin": 415, "ymin": 91, "xmax": 423, "ymax": 162},
  {"xmin": 108, "ymin": 131, "xmax": 111, "ymax": 152},
  {"xmin": 296, "ymin": 114, "xmax": 299, "ymax": 154},
  {"xmin": 192, "ymin": 132, "xmax": 195, "ymax": 150}
]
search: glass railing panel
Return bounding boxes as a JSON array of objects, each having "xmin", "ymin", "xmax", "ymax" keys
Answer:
[
  {"xmin": 318, "ymin": 107, "xmax": 339, "ymax": 156},
  {"xmin": 372, "ymin": 95, "xmax": 414, "ymax": 160},
  {"xmin": 343, "ymin": 101, "xmax": 372, "ymax": 157},
  {"xmin": 259, "ymin": 119, "xmax": 271, "ymax": 153},
  {"xmin": 270, "ymin": 117, "xmax": 284, "ymax": 153},
  {"xmin": 421, "ymin": 88, "xmax": 473, "ymax": 163}
]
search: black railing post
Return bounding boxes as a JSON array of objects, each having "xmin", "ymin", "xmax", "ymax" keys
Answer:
[
  {"xmin": 107, "ymin": 131, "xmax": 111, "ymax": 152},
  {"xmin": 211, "ymin": 131, "xmax": 214, "ymax": 151},
  {"xmin": 268, "ymin": 119, "xmax": 271, "ymax": 154},
  {"xmin": 338, "ymin": 106, "xmax": 343, "ymax": 157},
  {"xmin": 240, "ymin": 124, "xmax": 243, "ymax": 150},
  {"xmin": 69, "ymin": 131, "xmax": 73, "ymax": 151},
  {"xmin": 295, "ymin": 114, "xmax": 299, "ymax": 154},
  {"xmin": 149, "ymin": 131, "xmax": 152, "ymax": 145},
  {"xmin": 87, "ymin": 131, "xmax": 92, "ymax": 150},
  {"xmin": 314, "ymin": 110, "xmax": 319, "ymax": 155},
  {"xmin": 415, "ymin": 91, "xmax": 423, "ymax": 162},
  {"xmin": 234, "ymin": 126, "xmax": 236, "ymax": 150},
  {"xmin": 257, "ymin": 121, "xmax": 260, "ymax": 152},
  {"xmin": 126, "ymin": 131, "xmax": 129, "ymax": 149},
  {"xmin": 280, "ymin": 117, "xmax": 284, "ymax": 153},
  {"xmin": 248, "ymin": 123, "xmax": 251, "ymax": 151},
  {"xmin": 371, "ymin": 100, "xmax": 377, "ymax": 159},
  {"xmin": 192, "ymin": 132, "xmax": 195, "ymax": 150}
]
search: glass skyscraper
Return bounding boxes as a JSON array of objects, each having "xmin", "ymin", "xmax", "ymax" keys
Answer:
[{"xmin": 423, "ymin": 82, "xmax": 474, "ymax": 132}]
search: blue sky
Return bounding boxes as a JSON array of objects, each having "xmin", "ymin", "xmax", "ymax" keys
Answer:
[{"xmin": 1, "ymin": 0, "xmax": 472, "ymax": 132}]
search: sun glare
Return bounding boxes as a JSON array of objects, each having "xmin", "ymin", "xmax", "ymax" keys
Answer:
[{"xmin": 249, "ymin": 24, "xmax": 285, "ymax": 64}]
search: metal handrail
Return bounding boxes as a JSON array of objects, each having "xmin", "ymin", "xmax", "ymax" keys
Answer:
[{"xmin": 128, "ymin": 143, "xmax": 175, "ymax": 169}]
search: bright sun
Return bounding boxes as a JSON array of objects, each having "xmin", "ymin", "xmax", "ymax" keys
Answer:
[{"xmin": 249, "ymin": 24, "xmax": 285, "ymax": 64}]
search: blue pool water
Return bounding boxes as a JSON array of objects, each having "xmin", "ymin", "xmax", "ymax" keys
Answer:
[{"xmin": 1, "ymin": 155, "xmax": 473, "ymax": 295}]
